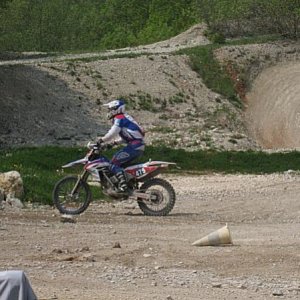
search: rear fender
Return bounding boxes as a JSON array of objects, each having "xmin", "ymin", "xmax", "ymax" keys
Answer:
[
  {"xmin": 125, "ymin": 160, "xmax": 176, "ymax": 181},
  {"xmin": 145, "ymin": 161, "xmax": 177, "ymax": 168}
]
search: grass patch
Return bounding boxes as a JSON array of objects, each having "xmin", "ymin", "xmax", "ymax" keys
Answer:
[
  {"xmin": 1, "ymin": 146, "xmax": 300, "ymax": 205},
  {"xmin": 177, "ymin": 34, "xmax": 282, "ymax": 109},
  {"xmin": 120, "ymin": 91, "xmax": 164, "ymax": 112},
  {"xmin": 0, "ymin": 147, "xmax": 85, "ymax": 204},
  {"xmin": 225, "ymin": 34, "xmax": 281, "ymax": 46},
  {"xmin": 149, "ymin": 126, "xmax": 174, "ymax": 134},
  {"xmin": 177, "ymin": 44, "xmax": 242, "ymax": 108},
  {"xmin": 144, "ymin": 147, "xmax": 300, "ymax": 176}
]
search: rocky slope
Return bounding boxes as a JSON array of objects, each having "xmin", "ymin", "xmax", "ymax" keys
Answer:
[{"xmin": 1, "ymin": 25, "xmax": 300, "ymax": 150}]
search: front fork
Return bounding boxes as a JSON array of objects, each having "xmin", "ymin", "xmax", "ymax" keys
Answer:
[{"xmin": 71, "ymin": 170, "xmax": 89, "ymax": 195}]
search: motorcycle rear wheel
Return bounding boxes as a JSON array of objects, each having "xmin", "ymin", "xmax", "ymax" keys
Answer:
[
  {"xmin": 52, "ymin": 175, "xmax": 91, "ymax": 215},
  {"xmin": 138, "ymin": 178, "xmax": 176, "ymax": 216}
]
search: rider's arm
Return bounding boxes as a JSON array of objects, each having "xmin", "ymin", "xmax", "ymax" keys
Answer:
[
  {"xmin": 99, "ymin": 124, "xmax": 121, "ymax": 143},
  {"xmin": 113, "ymin": 137, "xmax": 124, "ymax": 145}
]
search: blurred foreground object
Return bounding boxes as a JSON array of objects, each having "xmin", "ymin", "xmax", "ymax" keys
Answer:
[{"xmin": 0, "ymin": 270, "xmax": 37, "ymax": 300}]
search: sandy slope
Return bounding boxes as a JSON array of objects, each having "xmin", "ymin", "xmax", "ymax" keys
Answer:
[
  {"xmin": 214, "ymin": 41, "xmax": 300, "ymax": 149},
  {"xmin": 246, "ymin": 62, "xmax": 300, "ymax": 149}
]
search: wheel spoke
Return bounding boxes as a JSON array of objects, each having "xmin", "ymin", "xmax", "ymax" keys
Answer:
[{"xmin": 146, "ymin": 186, "xmax": 169, "ymax": 211}]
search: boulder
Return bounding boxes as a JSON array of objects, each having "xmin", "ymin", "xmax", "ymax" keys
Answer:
[{"xmin": 0, "ymin": 171, "xmax": 24, "ymax": 199}]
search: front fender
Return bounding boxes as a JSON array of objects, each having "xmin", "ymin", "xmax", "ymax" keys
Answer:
[{"xmin": 62, "ymin": 158, "xmax": 88, "ymax": 168}]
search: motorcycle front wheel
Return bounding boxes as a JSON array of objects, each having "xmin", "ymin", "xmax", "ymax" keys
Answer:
[
  {"xmin": 138, "ymin": 178, "xmax": 176, "ymax": 216},
  {"xmin": 52, "ymin": 175, "xmax": 92, "ymax": 215}
]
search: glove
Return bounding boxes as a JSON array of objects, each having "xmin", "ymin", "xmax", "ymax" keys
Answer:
[{"xmin": 96, "ymin": 138, "xmax": 104, "ymax": 147}]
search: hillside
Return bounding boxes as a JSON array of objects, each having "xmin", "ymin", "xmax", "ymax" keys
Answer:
[
  {"xmin": 0, "ymin": 25, "xmax": 251, "ymax": 150},
  {"xmin": 215, "ymin": 41, "xmax": 300, "ymax": 149},
  {"xmin": 1, "ymin": 24, "xmax": 300, "ymax": 150}
]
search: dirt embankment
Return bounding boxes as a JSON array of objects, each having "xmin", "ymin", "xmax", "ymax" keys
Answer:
[
  {"xmin": 0, "ymin": 65, "xmax": 108, "ymax": 148},
  {"xmin": 215, "ymin": 41, "xmax": 300, "ymax": 149},
  {"xmin": 0, "ymin": 24, "xmax": 255, "ymax": 151},
  {"xmin": 1, "ymin": 25, "xmax": 300, "ymax": 150},
  {"xmin": 246, "ymin": 62, "xmax": 300, "ymax": 148}
]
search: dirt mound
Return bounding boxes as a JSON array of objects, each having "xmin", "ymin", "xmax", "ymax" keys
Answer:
[
  {"xmin": 214, "ymin": 41, "xmax": 300, "ymax": 149},
  {"xmin": 246, "ymin": 62, "xmax": 300, "ymax": 149},
  {"xmin": 0, "ymin": 65, "xmax": 107, "ymax": 148},
  {"xmin": 2, "ymin": 25, "xmax": 300, "ymax": 151},
  {"xmin": 36, "ymin": 53, "xmax": 253, "ymax": 150},
  {"xmin": 0, "ymin": 24, "xmax": 255, "ymax": 150}
]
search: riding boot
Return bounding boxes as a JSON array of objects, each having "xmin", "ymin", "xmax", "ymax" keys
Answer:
[{"xmin": 116, "ymin": 171, "xmax": 128, "ymax": 192}]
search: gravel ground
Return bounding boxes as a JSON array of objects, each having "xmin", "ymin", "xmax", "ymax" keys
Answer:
[{"xmin": 1, "ymin": 173, "xmax": 300, "ymax": 299}]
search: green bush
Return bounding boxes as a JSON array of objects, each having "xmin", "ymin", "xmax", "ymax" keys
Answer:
[
  {"xmin": 204, "ymin": 29, "xmax": 226, "ymax": 44},
  {"xmin": 1, "ymin": 0, "xmax": 297, "ymax": 53},
  {"xmin": 0, "ymin": 0, "xmax": 200, "ymax": 52}
]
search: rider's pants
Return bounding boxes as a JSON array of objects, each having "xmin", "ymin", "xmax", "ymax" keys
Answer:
[{"xmin": 110, "ymin": 141, "xmax": 144, "ymax": 174}]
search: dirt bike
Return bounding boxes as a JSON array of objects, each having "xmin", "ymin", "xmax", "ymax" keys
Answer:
[{"xmin": 52, "ymin": 143, "xmax": 176, "ymax": 216}]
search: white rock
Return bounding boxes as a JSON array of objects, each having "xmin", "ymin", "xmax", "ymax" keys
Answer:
[
  {"xmin": 6, "ymin": 196, "xmax": 24, "ymax": 209},
  {"xmin": 143, "ymin": 254, "xmax": 152, "ymax": 258},
  {"xmin": 0, "ymin": 171, "xmax": 24, "ymax": 198},
  {"xmin": 60, "ymin": 214, "xmax": 77, "ymax": 223}
]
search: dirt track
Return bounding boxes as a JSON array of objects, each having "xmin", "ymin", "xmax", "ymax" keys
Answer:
[
  {"xmin": 246, "ymin": 62, "xmax": 300, "ymax": 149},
  {"xmin": 1, "ymin": 174, "xmax": 300, "ymax": 299}
]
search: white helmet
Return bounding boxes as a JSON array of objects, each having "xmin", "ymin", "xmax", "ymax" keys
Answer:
[{"xmin": 103, "ymin": 99, "xmax": 125, "ymax": 119}]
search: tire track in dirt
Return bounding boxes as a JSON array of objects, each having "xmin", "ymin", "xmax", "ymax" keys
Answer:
[{"xmin": 246, "ymin": 62, "xmax": 300, "ymax": 149}]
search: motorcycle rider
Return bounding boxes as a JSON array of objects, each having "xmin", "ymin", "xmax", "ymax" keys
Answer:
[{"xmin": 94, "ymin": 99, "xmax": 145, "ymax": 193}]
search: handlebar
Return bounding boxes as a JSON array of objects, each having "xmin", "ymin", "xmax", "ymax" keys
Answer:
[{"xmin": 86, "ymin": 142, "xmax": 114, "ymax": 154}]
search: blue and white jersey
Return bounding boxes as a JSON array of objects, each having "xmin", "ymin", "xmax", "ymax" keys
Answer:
[{"xmin": 102, "ymin": 113, "xmax": 145, "ymax": 145}]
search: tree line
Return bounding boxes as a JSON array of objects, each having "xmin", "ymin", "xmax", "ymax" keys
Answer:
[
  {"xmin": 0, "ymin": 0, "xmax": 198, "ymax": 52},
  {"xmin": 197, "ymin": 0, "xmax": 300, "ymax": 39},
  {"xmin": 0, "ymin": 0, "xmax": 299, "ymax": 53}
]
